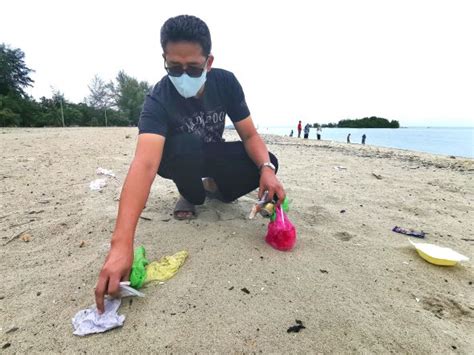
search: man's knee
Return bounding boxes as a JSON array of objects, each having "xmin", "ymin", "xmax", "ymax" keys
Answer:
[{"xmin": 158, "ymin": 134, "xmax": 204, "ymax": 178}]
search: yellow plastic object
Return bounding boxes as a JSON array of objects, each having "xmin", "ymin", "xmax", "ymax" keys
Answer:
[
  {"xmin": 144, "ymin": 250, "xmax": 188, "ymax": 283},
  {"xmin": 409, "ymin": 240, "xmax": 469, "ymax": 266}
]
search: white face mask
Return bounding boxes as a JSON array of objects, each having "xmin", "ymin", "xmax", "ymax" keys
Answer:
[{"xmin": 168, "ymin": 64, "xmax": 208, "ymax": 98}]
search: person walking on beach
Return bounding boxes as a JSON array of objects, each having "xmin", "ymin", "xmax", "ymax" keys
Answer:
[
  {"xmin": 95, "ymin": 15, "xmax": 286, "ymax": 313},
  {"xmin": 362, "ymin": 134, "xmax": 366, "ymax": 145},
  {"xmin": 347, "ymin": 133, "xmax": 351, "ymax": 143},
  {"xmin": 297, "ymin": 120, "xmax": 302, "ymax": 138},
  {"xmin": 303, "ymin": 123, "xmax": 310, "ymax": 139},
  {"xmin": 316, "ymin": 127, "xmax": 322, "ymax": 140},
  {"xmin": 289, "ymin": 129, "xmax": 293, "ymax": 137}
]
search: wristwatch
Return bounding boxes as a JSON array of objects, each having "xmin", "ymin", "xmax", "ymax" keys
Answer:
[{"xmin": 259, "ymin": 162, "xmax": 276, "ymax": 173}]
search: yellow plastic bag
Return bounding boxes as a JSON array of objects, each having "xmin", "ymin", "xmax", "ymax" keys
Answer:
[{"xmin": 144, "ymin": 250, "xmax": 188, "ymax": 283}]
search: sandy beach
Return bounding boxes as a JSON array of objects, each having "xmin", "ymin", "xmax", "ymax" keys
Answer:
[{"xmin": 1, "ymin": 127, "xmax": 473, "ymax": 353}]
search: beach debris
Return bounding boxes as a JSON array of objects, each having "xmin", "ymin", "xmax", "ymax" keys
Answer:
[
  {"xmin": 340, "ymin": 209, "xmax": 346, "ymax": 213},
  {"xmin": 72, "ymin": 283, "xmax": 144, "ymax": 336},
  {"xmin": 129, "ymin": 246, "xmax": 189, "ymax": 288},
  {"xmin": 96, "ymin": 167, "xmax": 116, "ymax": 178},
  {"xmin": 139, "ymin": 216, "xmax": 152, "ymax": 221},
  {"xmin": 2, "ymin": 343, "xmax": 11, "ymax": 349},
  {"xmin": 287, "ymin": 319, "xmax": 306, "ymax": 333},
  {"xmin": 20, "ymin": 233, "xmax": 32, "ymax": 242},
  {"xmin": 89, "ymin": 178, "xmax": 107, "ymax": 191},
  {"xmin": 145, "ymin": 250, "xmax": 188, "ymax": 283},
  {"xmin": 3, "ymin": 229, "xmax": 30, "ymax": 246},
  {"xmin": 249, "ymin": 191, "xmax": 270, "ymax": 219},
  {"xmin": 6, "ymin": 327, "xmax": 18, "ymax": 334},
  {"xmin": 372, "ymin": 173, "xmax": 383, "ymax": 180},
  {"xmin": 125, "ymin": 134, "xmax": 131, "ymax": 139},
  {"xmin": 265, "ymin": 205, "xmax": 296, "ymax": 251},
  {"xmin": 79, "ymin": 240, "xmax": 86, "ymax": 248},
  {"xmin": 119, "ymin": 281, "xmax": 145, "ymax": 298},
  {"xmin": 90, "ymin": 168, "xmax": 118, "ymax": 191},
  {"xmin": 409, "ymin": 240, "xmax": 469, "ymax": 266},
  {"xmin": 241, "ymin": 287, "xmax": 250, "ymax": 294},
  {"xmin": 320, "ymin": 269, "xmax": 329, "ymax": 274},
  {"xmin": 392, "ymin": 226, "xmax": 425, "ymax": 238},
  {"xmin": 130, "ymin": 246, "xmax": 149, "ymax": 289},
  {"xmin": 72, "ymin": 298, "xmax": 125, "ymax": 336},
  {"xmin": 334, "ymin": 166, "xmax": 347, "ymax": 171}
]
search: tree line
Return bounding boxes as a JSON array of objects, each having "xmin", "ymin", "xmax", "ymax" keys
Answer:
[
  {"xmin": 313, "ymin": 116, "xmax": 400, "ymax": 128},
  {"xmin": 0, "ymin": 43, "xmax": 151, "ymax": 127}
]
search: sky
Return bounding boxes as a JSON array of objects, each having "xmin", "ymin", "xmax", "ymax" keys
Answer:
[{"xmin": 1, "ymin": 0, "xmax": 473, "ymax": 127}]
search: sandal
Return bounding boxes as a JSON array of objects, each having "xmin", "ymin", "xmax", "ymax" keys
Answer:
[{"xmin": 173, "ymin": 196, "xmax": 196, "ymax": 220}]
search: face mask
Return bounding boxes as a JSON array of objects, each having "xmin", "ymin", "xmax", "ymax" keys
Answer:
[{"xmin": 168, "ymin": 66, "xmax": 208, "ymax": 99}]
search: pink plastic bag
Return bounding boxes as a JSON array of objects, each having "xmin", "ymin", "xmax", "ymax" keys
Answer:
[{"xmin": 265, "ymin": 205, "xmax": 296, "ymax": 251}]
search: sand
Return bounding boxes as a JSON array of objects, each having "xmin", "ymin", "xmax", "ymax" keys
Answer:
[{"xmin": 1, "ymin": 127, "xmax": 473, "ymax": 353}]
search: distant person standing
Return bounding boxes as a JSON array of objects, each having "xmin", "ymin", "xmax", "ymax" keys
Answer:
[
  {"xmin": 316, "ymin": 127, "xmax": 322, "ymax": 140},
  {"xmin": 347, "ymin": 133, "xmax": 351, "ymax": 143},
  {"xmin": 289, "ymin": 129, "xmax": 294, "ymax": 137},
  {"xmin": 303, "ymin": 123, "xmax": 310, "ymax": 139},
  {"xmin": 362, "ymin": 134, "xmax": 366, "ymax": 145},
  {"xmin": 297, "ymin": 120, "xmax": 302, "ymax": 138}
]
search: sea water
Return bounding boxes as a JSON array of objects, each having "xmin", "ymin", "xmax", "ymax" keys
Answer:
[{"xmin": 256, "ymin": 127, "xmax": 474, "ymax": 158}]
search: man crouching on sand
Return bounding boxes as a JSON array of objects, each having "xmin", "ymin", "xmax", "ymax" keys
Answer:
[{"xmin": 95, "ymin": 15, "xmax": 286, "ymax": 312}]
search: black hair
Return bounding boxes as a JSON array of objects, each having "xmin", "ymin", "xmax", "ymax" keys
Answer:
[{"xmin": 160, "ymin": 15, "xmax": 212, "ymax": 56}]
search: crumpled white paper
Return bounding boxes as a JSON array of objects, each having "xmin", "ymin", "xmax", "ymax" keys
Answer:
[
  {"xmin": 96, "ymin": 167, "xmax": 116, "ymax": 178},
  {"xmin": 72, "ymin": 282, "xmax": 144, "ymax": 336},
  {"xmin": 89, "ymin": 178, "xmax": 108, "ymax": 191},
  {"xmin": 72, "ymin": 298, "xmax": 124, "ymax": 336}
]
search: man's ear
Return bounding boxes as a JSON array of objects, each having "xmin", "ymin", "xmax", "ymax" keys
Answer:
[{"xmin": 206, "ymin": 54, "xmax": 214, "ymax": 71}]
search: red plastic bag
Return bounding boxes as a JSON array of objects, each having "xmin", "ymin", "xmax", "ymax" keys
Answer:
[{"xmin": 265, "ymin": 205, "xmax": 296, "ymax": 251}]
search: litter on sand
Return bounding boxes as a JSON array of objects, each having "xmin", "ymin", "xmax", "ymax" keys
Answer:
[
  {"xmin": 409, "ymin": 240, "xmax": 469, "ymax": 266},
  {"xmin": 71, "ymin": 280, "xmax": 141, "ymax": 337},
  {"xmin": 287, "ymin": 319, "xmax": 306, "ymax": 333},
  {"xmin": 265, "ymin": 205, "xmax": 296, "ymax": 251},
  {"xmin": 145, "ymin": 250, "xmax": 188, "ymax": 283},
  {"xmin": 334, "ymin": 166, "xmax": 347, "ymax": 171},
  {"xmin": 72, "ymin": 248, "xmax": 187, "ymax": 336},
  {"xmin": 89, "ymin": 178, "xmax": 108, "ymax": 191},
  {"xmin": 72, "ymin": 298, "xmax": 124, "ymax": 336},
  {"xmin": 119, "ymin": 281, "xmax": 145, "ymax": 298},
  {"xmin": 392, "ymin": 226, "xmax": 425, "ymax": 238},
  {"xmin": 89, "ymin": 168, "xmax": 117, "ymax": 191},
  {"xmin": 130, "ymin": 246, "xmax": 189, "ymax": 288},
  {"xmin": 96, "ymin": 167, "xmax": 116, "ymax": 178}
]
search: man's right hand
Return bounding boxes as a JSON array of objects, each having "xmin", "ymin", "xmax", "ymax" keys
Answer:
[{"xmin": 95, "ymin": 241, "xmax": 133, "ymax": 314}]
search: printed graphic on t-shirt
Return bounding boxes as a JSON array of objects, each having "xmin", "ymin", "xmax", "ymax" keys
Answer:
[{"xmin": 175, "ymin": 108, "xmax": 227, "ymax": 143}]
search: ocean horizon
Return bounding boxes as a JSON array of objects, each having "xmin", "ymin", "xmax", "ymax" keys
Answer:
[{"xmin": 252, "ymin": 126, "xmax": 474, "ymax": 158}]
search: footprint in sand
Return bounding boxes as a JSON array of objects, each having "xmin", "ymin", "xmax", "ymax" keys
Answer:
[{"xmin": 421, "ymin": 296, "xmax": 473, "ymax": 320}]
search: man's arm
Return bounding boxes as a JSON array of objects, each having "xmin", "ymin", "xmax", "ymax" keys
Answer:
[
  {"xmin": 234, "ymin": 116, "xmax": 286, "ymax": 202},
  {"xmin": 95, "ymin": 133, "xmax": 165, "ymax": 313}
]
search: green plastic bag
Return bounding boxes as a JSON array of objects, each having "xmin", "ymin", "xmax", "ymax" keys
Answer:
[
  {"xmin": 129, "ymin": 246, "xmax": 149, "ymax": 289},
  {"xmin": 271, "ymin": 197, "xmax": 289, "ymax": 221}
]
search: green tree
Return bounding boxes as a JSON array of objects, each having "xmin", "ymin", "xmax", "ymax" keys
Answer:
[
  {"xmin": 112, "ymin": 70, "xmax": 151, "ymax": 126},
  {"xmin": 87, "ymin": 74, "xmax": 114, "ymax": 126},
  {"xmin": 0, "ymin": 43, "xmax": 34, "ymax": 97}
]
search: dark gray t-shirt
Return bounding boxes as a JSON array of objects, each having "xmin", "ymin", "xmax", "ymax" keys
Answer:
[{"xmin": 138, "ymin": 68, "xmax": 250, "ymax": 143}]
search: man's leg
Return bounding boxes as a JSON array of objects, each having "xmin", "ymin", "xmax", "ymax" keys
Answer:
[
  {"xmin": 158, "ymin": 134, "xmax": 207, "ymax": 206},
  {"xmin": 203, "ymin": 141, "xmax": 279, "ymax": 202}
]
